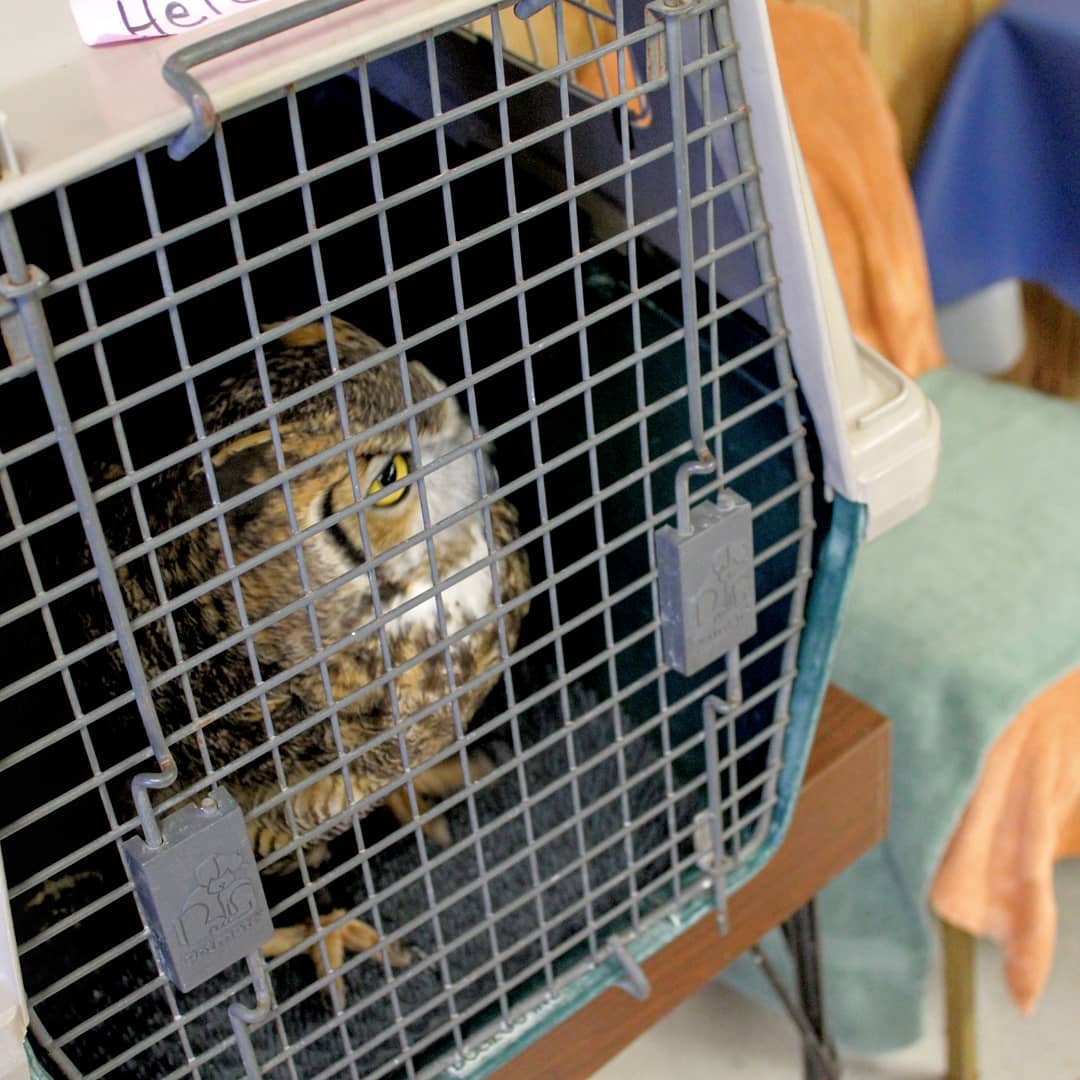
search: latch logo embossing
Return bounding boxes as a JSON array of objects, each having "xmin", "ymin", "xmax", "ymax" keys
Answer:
[
  {"xmin": 175, "ymin": 851, "xmax": 259, "ymax": 958},
  {"xmin": 691, "ymin": 539, "xmax": 755, "ymax": 644}
]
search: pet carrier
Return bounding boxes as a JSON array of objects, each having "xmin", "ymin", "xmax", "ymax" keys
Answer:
[{"xmin": 0, "ymin": 0, "xmax": 938, "ymax": 1076}]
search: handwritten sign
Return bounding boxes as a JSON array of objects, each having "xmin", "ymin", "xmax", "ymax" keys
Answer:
[{"xmin": 70, "ymin": 0, "xmax": 273, "ymax": 46}]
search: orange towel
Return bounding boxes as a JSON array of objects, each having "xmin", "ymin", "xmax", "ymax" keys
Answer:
[
  {"xmin": 931, "ymin": 669, "xmax": 1080, "ymax": 1012},
  {"xmin": 769, "ymin": 0, "xmax": 1080, "ymax": 1015},
  {"xmin": 767, "ymin": 2, "xmax": 945, "ymax": 380}
]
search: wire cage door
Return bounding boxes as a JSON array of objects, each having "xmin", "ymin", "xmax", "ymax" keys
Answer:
[{"xmin": 0, "ymin": 0, "xmax": 853, "ymax": 1076}]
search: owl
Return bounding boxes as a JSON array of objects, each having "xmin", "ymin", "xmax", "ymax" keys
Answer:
[{"xmin": 111, "ymin": 316, "xmax": 531, "ymax": 993}]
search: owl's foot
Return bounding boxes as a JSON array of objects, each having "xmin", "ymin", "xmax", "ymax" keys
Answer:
[
  {"xmin": 262, "ymin": 910, "xmax": 412, "ymax": 1001},
  {"xmin": 386, "ymin": 751, "xmax": 494, "ymax": 846}
]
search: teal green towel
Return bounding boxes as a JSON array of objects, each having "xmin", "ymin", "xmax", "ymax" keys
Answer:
[{"xmin": 725, "ymin": 367, "xmax": 1080, "ymax": 1051}]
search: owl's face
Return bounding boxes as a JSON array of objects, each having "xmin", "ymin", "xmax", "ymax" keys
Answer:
[{"xmin": 201, "ymin": 320, "xmax": 503, "ymax": 664}]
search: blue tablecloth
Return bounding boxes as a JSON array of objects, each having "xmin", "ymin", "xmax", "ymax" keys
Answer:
[{"xmin": 913, "ymin": 0, "xmax": 1080, "ymax": 310}]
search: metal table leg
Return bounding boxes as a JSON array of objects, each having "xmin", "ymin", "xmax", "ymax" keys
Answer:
[
  {"xmin": 941, "ymin": 918, "xmax": 978, "ymax": 1080},
  {"xmin": 752, "ymin": 897, "xmax": 840, "ymax": 1080}
]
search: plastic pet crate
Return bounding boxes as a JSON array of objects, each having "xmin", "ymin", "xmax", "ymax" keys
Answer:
[{"xmin": 0, "ymin": 1, "xmax": 938, "ymax": 1076}]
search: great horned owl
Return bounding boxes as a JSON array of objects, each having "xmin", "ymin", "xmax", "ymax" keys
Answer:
[{"xmin": 113, "ymin": 316, "xmax": 530, "ymax": 989}]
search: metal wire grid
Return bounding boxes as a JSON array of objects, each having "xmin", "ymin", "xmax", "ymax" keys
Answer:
[
  {"xmin": 0, "ymin": 1, "xmax": 814, "ymax": 1076},
  {"xmin": 459, "ymin": 0, "xmax": 652, "ymax": 124}
]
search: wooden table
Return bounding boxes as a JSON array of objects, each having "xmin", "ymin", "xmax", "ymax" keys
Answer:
[{"xmin": 493, "ymin": 685, "xmax": 891, "ymax": 1079}]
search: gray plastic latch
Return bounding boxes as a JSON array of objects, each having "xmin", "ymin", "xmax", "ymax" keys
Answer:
[
  {"xmin": 123, "ymin": 789, "xmax": 273, "ymax": 993},
  {"xmin": 656, "ymin": 493, "xmax": 757, "ymax": 676}
]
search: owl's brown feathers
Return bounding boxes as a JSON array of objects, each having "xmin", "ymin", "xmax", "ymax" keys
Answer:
[{"xmin": 118, "ymin": 317, "xmax": 530, "ymax": 870}]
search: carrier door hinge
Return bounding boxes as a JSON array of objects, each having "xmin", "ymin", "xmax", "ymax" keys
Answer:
[
  {"xmin": 0, "ymin": 265, "xmax": 49, "ymax": 367},
  {"xmin": 693, "ymin": 809, "xmax": 729, "ymax": 934},
  {"xmin": 646, "ymin": 0, "xmax": 706, "ymax": 81},
  {"xmin": 696, "ymin": 689, "xmax": 742, "ymax": 934}
]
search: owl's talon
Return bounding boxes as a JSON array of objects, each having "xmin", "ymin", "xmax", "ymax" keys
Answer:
[
  {"xmin": 386, "ymin": 751, "xmax": 495, "ymax": 846},
  {"xmin": 385, "ymin": 937, "xmax": 419, "ymax": 968},
  {"xmin": 469, "ymin": 750, "xmax": 495, "ymax": 779},
  {"xmin": 262, "ymin": 911, "xmax": 414, "ymax": 1000},
  {"xmin": 261, "ymin": 924, "xmax": 309, "ymax": 956},
  {"xmin": 421, "ymin": 807, "xmax": 452, "ymax": 847}
]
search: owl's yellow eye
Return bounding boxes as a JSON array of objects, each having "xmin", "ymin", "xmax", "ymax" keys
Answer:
[{"xmin": 368, "ymin": 453, "xmax": 410, "ymax": 507}]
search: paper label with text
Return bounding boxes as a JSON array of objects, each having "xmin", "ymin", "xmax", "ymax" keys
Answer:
[{"xmin": 70, "ymin": 0, "xmax": 273, "ymax": 46}]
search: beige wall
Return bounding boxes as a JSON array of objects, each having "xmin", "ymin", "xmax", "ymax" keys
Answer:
[{"xmin": 788, "ymin": 0, "xmax": 1002, "ymax": 165}]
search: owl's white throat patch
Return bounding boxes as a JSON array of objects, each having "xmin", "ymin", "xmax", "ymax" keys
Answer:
[
  {"xmin": 394, "ymin": 515, "xmax": 494, "ymax": 637},
  {"xmin": 391, "ymin": 431, "xmax": 495, "ymax": 637}
]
